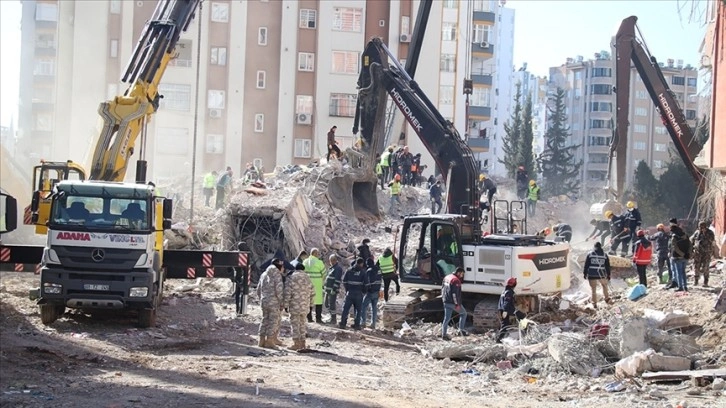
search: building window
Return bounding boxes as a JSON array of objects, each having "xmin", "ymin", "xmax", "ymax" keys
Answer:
[
  {"xmin": 636, "ymin": 90, "xmax": 647, "ymax": 99},
  {"xmin": 442, "ymin": 23, "xmax": 456, "ymax": 41},
  {"xmin": 654, "ymin": 143, "xmax": 667, "ymax": 151},
  {"xmin": 443, "ymin": 0, "xmax": 458, "ymax": 9},
  {"xmin": 35, "ymin": 3, "xmax": 57, "ymax": 22},
  {"xmin": 574, "ymin": 71, "xmax": 582, "ymax": 81},
  {"xmin": 633, "ymin": 141, "xmax": 646, "ymax": 150},
  {"xmin": 109, "ymin": 0, "xmax": 121, "ymax": 14},
  {"xmin": 634, "ymin": 107, "xmax": 648, "ymax": 116},
  {"xmin": 256, "ymin": 71, "xmax": 266, "ymax": 89},
  {"xmin": 686, "ymin": 109, "xmax": 696, "ymax": 120},
  {"xmin": 169, "ymin": 39, "xmax": 192, "ymax": 67},
  {"xmin": 207, "ymin": 89, "xmax": 226, "ymax": 110},
  {"xmin": 590, "ymin": 84, "xmax": 612, "ymax": 95},
  {"xmin": 591, "ymin": 67, "xmax": 612, "ymax": 77},
  {"xmin": 401, "ymin": 16, "xmax": 410, "ymax": 35},
  {"xmin": 590, "ymin": 102, "xmax": 612, "ymax": 112},
  {"xmin": 210, "ymin": 47, "xmax": 227, "ymax": 66},
  {"xmin": 331, "ymin": 51, "xmax": 359, "ymax": 74},
  {"xmin": 471, "ymin": 87, "xmax": 490, "ymax": 107},
  {"xmin": 254, "ymin": 114, "xmax": 264, "ymax": 132},
  {"xmin": 156, "ymin": 127, "xmax": 189, "ymax": 156},
  {"xmin": 298, "ymin": 52, "xmax": 315, "ymax": 71},
  {"xmin": 211, "ymin": 3, "xmax": 229, "ymax": 23},
  {"xmin": 671, "ymin": 76, "xmax": 685, "ymax": 86},
  {"xmin": 206, "ymin": 134, "xmax": 223, "ymax": 154},
  {"xmin": 440, "ymin": 54, "xmax": 456, "ymax": 72},
  {"xmin": 332, "ymin": 7, "xmax": 362, "ymax": 32},
  {"xmin": 35, "ymin": 113, "xmax": 53, "ymax": 131},
  {"xmin": 574, "ymin": 88, "xmax": 582, "ymax": 98},
  {"xmin": 296, "ymin": 95, "xmax": 313, "ymax": 114},
  {"xmin": 329, "ymin": 93, "xmax": 357, "ymax": 117},
  {"xmin": 473, "ymin": 25, "xmax": 491, "ymax": 43},
  {"xmin": 299, "ymin": 9, "xmax": 317, "ymax": 29},
  {"xmin": 34, "ymin": 58, "xmax": 55, "ymax": 76},
  {"xmin": 653, "ymin": 160, "xmax": 663, "ymax": 169},
  {"xmin": 258, "ymin": 27, "xmax": 268, "ymax": 46},
  {"xmin": 655, "ymin": 126, "xmax": 667, "ymax": 134},
  {"xmin": 294, "ymin": 139, "xmax": 312, "ymax": 158},
  {"xmin": 439, "ymin": 86, "xmax": 454, "ymax": 105},
  {"xmin": 633, "ymin": 124, "xmax": 646, "ymax": 133},
  {"xmin": 687, "ymin": 77, "xmax": 697, "ymax": 87},
  {"xmin": 588, "ymin": 136, "xmax": 611, "ymax": 146},
  {"xmin": 158, "ymin": 83, "xmax": 191, "ymax": 111},
  {"xmin": 590, "ymin": 119, "xmax": 612, "ymax": 129},
  {"xmin": 33, "ymin": 86, "xmax": 55, "ymax": 103},
  {"xmin": 35, "ymin": 33, "xmax": 56, "ymax": 49},
  {"xmin": 110, "ymin": 40, "xmax": 118, "ymax": 58}
]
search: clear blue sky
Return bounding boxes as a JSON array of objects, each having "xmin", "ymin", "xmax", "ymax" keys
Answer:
[
  {"xmin": 0, "ymin": 0, "xmax": 709, "ymax": 127},
  {"xmin": 507, "ymin": 0, "xmax": 707, "ymax": 77}
]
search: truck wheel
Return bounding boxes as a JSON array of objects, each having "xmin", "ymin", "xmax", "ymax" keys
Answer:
[
  {"xmin": 39, "ymin": 304, "xmax": 59, "ymax": 325},
  {"xmin": 138, "ymin": 308, "xmax": 156, "ymax": 328}
]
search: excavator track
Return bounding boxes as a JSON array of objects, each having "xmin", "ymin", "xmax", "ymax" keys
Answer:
[
  {"xmin": 472, "ymin": 297, "xmax": 500, "ymax": 332},
  {"xmin": 381, "ymin": 289, "xmax": 441, "ymax": 329}
]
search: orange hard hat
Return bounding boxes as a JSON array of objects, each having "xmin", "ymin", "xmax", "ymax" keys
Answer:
[
  {"xmin": 656, "ymin": 223, "xmax": 664, "ymax": 230},
  {"xmin": 394, "ymin": 174, "xmax": 401, "ymax": 181}
]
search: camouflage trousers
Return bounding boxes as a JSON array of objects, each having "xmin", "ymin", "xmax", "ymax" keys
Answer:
[
  {"xmin": 693, "ymin": 251, "xmax": 712, "ymax": 284},
  {"xmin": 259, "ymin": 307, "xmax": 281, "ymax": 337},
  {"xmin": 289, "ymin": 312, "xmax": 308, "ymax": 340}
]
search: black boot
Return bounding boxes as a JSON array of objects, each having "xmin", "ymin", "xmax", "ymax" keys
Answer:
[
  {"xmin": 329, "ymin": 314, "xmax": 337, "ymax": 325},
  {"xmin": 307, "ymin": 309, "xmax": 314, "ymax": 323},
  {"xmin": 315, "ymin": 304, "xmax": 324, "ymax": 323}
]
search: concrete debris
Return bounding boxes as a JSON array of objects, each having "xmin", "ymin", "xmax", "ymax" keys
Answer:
[
  {"xmin": 643, "ymin": 309, "xmax": 690, "ymax": 330},
  {"xmin": 429, "ymin": 343, "xmax": 507, "ymax": 363},
  {"xmin": 547, "ymin": 333, "xmax": 609, "ymax": 376},
  {"xmin": 619, "ymin": 318, "xmax": 650, "ymax": 358},
  {"xmin": 646, "ymin": 327, "xmax": 700, "ymax": 358},
  {"xmin": 715, "ymin": 289, "xmax": 726, "ymax": 313},
  {"xmin": 615, "ymin": 349, "xmax": 691, "ymax": 378}
]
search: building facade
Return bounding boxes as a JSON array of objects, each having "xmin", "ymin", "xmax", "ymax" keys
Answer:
[
  {"xmin": 549, "ymin": 52, "xmax": 699, "ymax": 199},
  {"xmin": 17, "ymin": 0, "xmax": 514, "ymax": 182}
]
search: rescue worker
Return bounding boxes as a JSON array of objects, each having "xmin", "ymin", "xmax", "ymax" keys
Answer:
[
  {"xmin": 583, "ymin": 241, "xmax": 611, "ymax": 308},
  {"xmin": 215, "ymin": 166, "xmax": 233, "ymax": 209},
  {"xmin": 669, "ymin": 218, "xmax": 692, "ymax": 292},
  {"xmin": 429, "ymin": 180, "xmax": 443, "ymax": 214},
  {"xmin": 339, "ymin": 258, "xmax": 368, "ymax": 330},
  {"xmin": 586, "ymin": 218, "xmax": 611, "ymax": 244},
  {"xmin": 283, "ymin": 262, "xmax": 315, "ymax": 350},
  {"xmin": 441, "ymin": 267, "xmax": 468, "ymax": 341},
  {"xmin": 374, "ymin": 154, "xmax": 385, "ymax": 190},
  {"xmin": 380, "ymin": 147, "xmax": 392, "ymax": 183},
  {"xmin": 690, "ymin": 221, "xmax": 715, "ymax": 287},
  {"xmin": 515, "ymin": 166, "xmax": 529, "ymax": 200},
  {"xmin": 479, "ymin": 174, "xmax": 497, "ymax": 206},
  {"xmin": 259, "ymin": 249, "xmax": 295, "ymax": 285},
  {"xmin": 552, "ymin": 222, "xmax": 573, "ymax": 243},
  {"xmin": 326, "ymin": 126, "xmax": 341, "ymax": 161},
  {"xmin": 608, "ymin": 210, "xmax": 629, "ymax": 257},
  {"xmin": 290, "ymin": 250, "xmax": 308, "ymax": 270},
  {"xmin": 377, "ymin": 247, "xmax": 399, "ymax": 302},
  {"xmin": 361, "ymin": 258, "xmax": 382, "ymax": 329},
  {"xmin": 526, "ymin": 180, "xmax": 540, "ymax": 217},
  {"xmin": 302, "ymin": 248, "xmax": 326, "ymax": 323},
  {"xmin": 324, "ymin": 254, "xmax": 344, "ymax": 325},
  {"xmin": 536, "ymin": 227, "xmax": 552, "ymax": 239},
  {"xmin": 623, "ymin": 201, "xmax": 642, "ymax": 255},
  {"xmin": 202, "ymin": 170, "xmax": 217, "ymax": 207},
  {"xmin": 398, "ymin": 146, "xmax": 414, "ymax": 185},
  {"xmin": 256, "ymin": 259, "xmax": 284, "ymax": 349},
  {"xmin": 648, "ymin": 223, "xmax": 672, "ymax": 284},
  {"xmin": 388, "ymin": 174, "xmax": 402, "ymax": 214},
  {"xmin": 632, "ymin": 230, "xmax": 653, "ymax": 287},
  {"xmin": 496, "ymin": 277, "xmax": 525, "ymax": 343},
  {"xmin": 356, "ymin": 238, "xmax": 373, "ymax": 263}
]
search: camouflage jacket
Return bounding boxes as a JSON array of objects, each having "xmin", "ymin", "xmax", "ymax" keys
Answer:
[
  {"xmin": 283, "ymin": 270, "xmax": 315, "ymax": 314},
  {"xmin": 256, "ymin": 265, "xmax": 283, "ymax": 309},
  {"xmin": 691, "ymin": 228, "xmax": 715, "ymax": 254}
]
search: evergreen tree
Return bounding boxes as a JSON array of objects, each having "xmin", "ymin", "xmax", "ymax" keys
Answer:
[
  {"xmin": 632, "ymin": 160, "xmax": 668, "ymax": 225},
  {"xmin": 518, "ymin": 95, "xmax": 536, "ymax": 177},
  {"xmin": 538, "ymin": 87, "xmax": 582, "ymax": 197},
  {"xmin": 499, "ymin": 83, "xmax": 522, "ymax": 178},
  {"xmin": 657, "ymin": 151, "xmax": 699, "ymax": 219}
]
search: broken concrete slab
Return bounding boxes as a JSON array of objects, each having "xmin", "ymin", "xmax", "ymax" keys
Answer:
[
  {"xmin": 547, "ymin": 333, "xmax": 608, "ymax": 376},
  {"xmin": 715, "ymin": 289, "xmax": 726, "ymax": 313},
  {"xmin": 615, "ymin": 349, "xmax": 691, "ymax": 378},
  {"xmin": 640, "ymin": 368, "xmax": 726, "ymax": 382},
  {"xmin": 619, "ymin": 318, "xmax": 650, "ymax": 358},
  {"xmin": 429, "ymin": 343, "xmax": 507, "ymax": 363},
  {"xmin": 646, "ymin": 327, "xmax": 700, "ymax": 358},
  {"xmin": 643, "ymin": 309, "xmax": 691, "ymax": 330}
]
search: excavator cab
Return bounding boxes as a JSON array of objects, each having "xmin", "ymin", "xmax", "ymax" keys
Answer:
[
  {"xmin": 29, "ymin": 160, "xmax": 86, "ymax": 234},
  {"xmin": 398, "ymin": 216, "xmax": 464, "ymax": 286}
]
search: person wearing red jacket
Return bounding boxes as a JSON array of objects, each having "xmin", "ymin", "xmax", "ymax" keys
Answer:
[{"xmin": 632, "ymin": 230, "xmax": 653, "ymax": 287}]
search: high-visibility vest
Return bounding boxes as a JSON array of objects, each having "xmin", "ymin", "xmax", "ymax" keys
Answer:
[
  {"xmin": 390, "ymin": 181, "xmax": 401, "ymax": 196},
  {"xmin": 375, "ymin": 163, "xmax": 383, "ymax": 175},
  {"xmin": 380, "ymin": 151, "xmax": 391, "ymax": 167},
  {"xmin": 450, "ymin": 241, "xmax": 458, "ymax": 254},
  {"xmin": 378, "ymin": 255, "xmax": 395, "ymax": 274},
  {"xmin": 203, "ymin": 173, "xmax": 216, "ymax": 189},
  {"xmin": 528, "ymin": 185, "xmax": 540, "ymax": 201}
]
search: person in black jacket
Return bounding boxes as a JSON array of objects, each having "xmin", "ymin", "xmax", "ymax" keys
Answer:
[
  {"xmin": 429, "ymin": 181, "xmax": 443, "ymax": 214},
  {"xmin": 648, "ymin": 223, "xmax": 672, "ymax": 284},
  {"xmin": 356, "ymin": 238, "xmax": 373, "ymax": 262},
  {"xmin": 260, "ymin": 249, "xmax": 295, "ymax": 283},
  {"xmin": 361, "ymin": 258, "xmax": 382, "ymax": 329},
  {"xmin": 584, "ymin": 241, "xmax": 611, "ymax": 308},
  {"xmin": 623, "ymin": 201, "xmax": 642, "ymax": 255},
  {"xmin": 515, "ymin": 166, "xmax": 529, "ymax": 200},
  {"xmin": 338, "ymin": 258, "xmax": 368, "ymax": 330},
  {"xmin": 496, "ymin": 277, "xmax": 525, "ymax": 343},
  {"xmin": 324, "ymin": 254, "xmax": 344, "ymax": 325},
  {"xmin": 586, "ymin": 218, "xmax": 611, "ymax": 244},
  {"xmin": 608, "ymin": 211, "xmax": 629, "ymax": 257},
  {"xmin": 668, "ymin": 218, "xmax": 691, "ymax": 292},
  {"xmin": 552, "ymin": 222, "xmax": 573, "ymax": 243}
]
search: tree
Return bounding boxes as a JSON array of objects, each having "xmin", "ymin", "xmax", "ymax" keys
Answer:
[
  {"xmin": 538, "ymin": 88, "xmax": 582, "ymax": 197},
  {"xmin": 632, "ymin": 160, "xmax": 668, "ymax": 225},
  {"xmin": 499, "ymin": 83, "xmax": 522, "ymax": 178},
  {"xmin": 518, "ymin": 95, "xmax": 536, "ymax": 177},
  {"xmin": 657, "ymin": 151, "xmax": 699, "ymax": 219}
]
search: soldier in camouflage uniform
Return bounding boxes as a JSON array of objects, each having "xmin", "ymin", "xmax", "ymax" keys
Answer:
[
  {"xmin": 691, "ymin": 221, "xmax": 715, "ymax": 287},
  {"xmin": 283, "ymin": 262, "xmax": 315, "ymax": 350},
  {"xmin": 255, "ymin": 259, "xmax": 284, "ymax": 349}
]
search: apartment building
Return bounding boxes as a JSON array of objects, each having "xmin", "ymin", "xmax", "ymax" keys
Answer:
[
  {"xmin": 512, "ymin": 63, "xmax": 547, "ymax": 158},
  {"xmin": 548, "ymin": 52, "xmax": 699, "ymax": 199},
  {"xmin": 17, "ymin": 0, "xmax": 513, "ymax": 182}
]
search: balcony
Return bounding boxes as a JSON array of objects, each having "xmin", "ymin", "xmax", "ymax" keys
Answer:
[
  {"xmin": 467, "ymin": 137, "xmax": 489, "ymax": 153},
  {"xmin": 468, "ymin": 105, "xmax": 491, "ymax": 120},
  {"xmin": 586, "ymin": 162, "xmax": 609, "ymax": 171},
  {"xmin": 473, "ymin": 11, "xmax": 496, "ymax": 23},
  {"xmin": 34, "ymin": 47, "xmax": 56, "ymax": 57},
  {"xmin": 586, "ymin": 145, "xmax": 610, "ymax": 154},
  {"xmin": 31, "ymin": 101, "xmax": 54, "ymax": 110},
  {"xmin": 471, "ymin": 73, "xmax": 493, "ymax": 86},
  {"xmin": 471, "ymin": 42, "xmax": 494, "ymax": 56}
]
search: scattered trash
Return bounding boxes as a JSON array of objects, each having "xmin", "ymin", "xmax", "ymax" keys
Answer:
[
  {"xmin": 523, "ymin": 375, "xmax": 537, "ymax": 383},
  {"xmin": 605, "ymin": 380, "xmax": 627, "ymax": 392},
  {"xmin": 496, "ymin": 360, "xmax": 512, "ymax": 371},
  {"xmin": 627, "ymin": 284, "xmax": 647, "ymax": 301},
  {"xmin": 588, "ymin": 323, "xmax": 610, "ymax": 339},
  {"xmin": 462, "ymin": 368, "xmax": 480, "ymax": 376}
]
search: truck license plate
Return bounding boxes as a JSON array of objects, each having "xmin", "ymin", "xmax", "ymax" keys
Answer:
[{"xmin": 84, "ymin": 284, "xmax": 110, "ymax": 291}]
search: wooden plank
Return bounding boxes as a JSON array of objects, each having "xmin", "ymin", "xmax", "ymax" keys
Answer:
[{"xmin": 641, "ymin": 369, "xmax": 726, "ymax": 381}]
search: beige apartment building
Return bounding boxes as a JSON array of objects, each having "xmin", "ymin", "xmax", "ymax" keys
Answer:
[
  {"xmin": 17, "ymin": 0, "xmax": 513, "ymax": 181},
  {"xmin": 549, "ymin": 53, "xmax": 699, "ymax": 199}
]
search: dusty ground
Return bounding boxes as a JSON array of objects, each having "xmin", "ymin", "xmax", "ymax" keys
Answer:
[{"xmin": 1, "ymin": 268, "xmax": 724, "ymax": 408}]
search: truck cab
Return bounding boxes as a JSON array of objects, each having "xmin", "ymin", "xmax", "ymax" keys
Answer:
[{"xmin": 38, "ymin": 180, "xmax": 172, "ymax": 327}]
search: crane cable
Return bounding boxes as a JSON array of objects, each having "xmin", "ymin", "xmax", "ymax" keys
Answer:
[{"xmin": 189, "ymin": 0, "xmax": 203, "ymax": 228}]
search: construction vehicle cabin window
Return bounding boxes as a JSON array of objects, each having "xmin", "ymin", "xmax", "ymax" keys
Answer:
[{"xmin": 51, "ymin": 195, "xmax": 150, "ymax": 231}]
